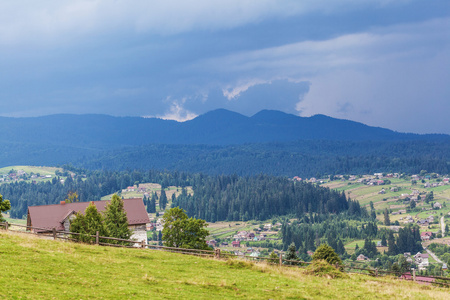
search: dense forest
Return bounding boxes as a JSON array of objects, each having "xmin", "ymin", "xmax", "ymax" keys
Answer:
[
  {"xmin": 75, "ymin": 140, "xmax": 450, "ymax": 177},
  {"xmin": 2, "ymin": 169, "xmax": 348, "ymax": 221},
  {"xmin": 172, "ymin": 175, "xmax": 349, "ymax": 221}
]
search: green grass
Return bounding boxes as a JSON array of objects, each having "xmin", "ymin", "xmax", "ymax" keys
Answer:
[
  {"xmin": 2, "ymin": 213, "xmax": 26, "ymax": 224},
  {"xmin": 0, "ymin": 165, "xmax": 60, "ymax": 175},
  {"xmin": 0, "ymin": 231, "xmax": 449, "ymax": 299}
]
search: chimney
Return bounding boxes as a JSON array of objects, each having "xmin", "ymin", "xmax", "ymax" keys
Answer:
[{"xmin": 60, "ymin": 201, "xmax": 65, "ymax": 205}]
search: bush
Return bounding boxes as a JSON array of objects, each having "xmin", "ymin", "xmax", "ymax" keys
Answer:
[
  {"xmin": 312, "ymin": 244, "xmax": 342, "ymax": 266},
  {"xmin": 303, "ymin": 260, "xmax": 348, "ymax": 279}
]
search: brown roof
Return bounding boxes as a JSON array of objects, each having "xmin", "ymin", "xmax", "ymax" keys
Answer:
[{"xmin": 27, "ymin": 198, "xmax": 150, "ymax": 232}]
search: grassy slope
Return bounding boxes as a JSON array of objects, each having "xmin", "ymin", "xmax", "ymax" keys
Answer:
[
  {"xmin": 0, "ymin": 232, "xmax": 448, "ymax": 299},
  {"xmin": 0, "ymin": 165, "xmax": 60, "ymax": 175}
]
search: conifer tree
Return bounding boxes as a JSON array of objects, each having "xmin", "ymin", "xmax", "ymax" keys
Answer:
[
  {"xmin": 285, "ymin": 242, "xmax": 298, "ymax": 264},
  {"xmin": 381, "ymin": 234, "xmax": 387, "ymax": 247},
  {"xmin": 313, "ymin": 243, "xmax": 342, "ymax": 266},
  {"xmin": 387, "ymin": 231, "xmax": 397, "ymax": 255},
  {"xmin": 159, "ymin": 189, "xmax": 167, "ymax": 211},
  {"xmin": 0, "ymin": 193, "xmax": 11, "ymax": 222},
  {"xmin": 383, "ymin": 208, "xmax": 390, "ymax": 226},
  {"xmin": 147, "ymin": 192, "xmax": 157, "ymax": 213},
  {"xmin": 70, "ymin": 202, "xmax": 106, "ymax": 243},
  {"xmin": 103, "ymin": 194, "xmax": 132, "ymax": 244}
]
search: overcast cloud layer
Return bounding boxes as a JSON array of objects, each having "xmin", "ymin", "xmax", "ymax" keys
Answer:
[{"xmin": 0, "ymin": 0, "xmax": 449, "ymax": 134}]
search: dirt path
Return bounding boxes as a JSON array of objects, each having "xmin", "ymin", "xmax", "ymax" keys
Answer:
[
  {"xmin": 441, "ymin": 216, "xmax": 445, "ymax": 236},
  {"xmin": 425, "ymin": 247, "xmax": 443, "ymax": 264}
]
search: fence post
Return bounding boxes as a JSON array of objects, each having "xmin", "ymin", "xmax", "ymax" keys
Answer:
[
  {"xmin": 52, "ymin": 228, "xmax": 56, "ymax": 240},
  {"xmin": 279, "ymin": 253, "xmax": 282, "ymax": 266},
  {"xmin": 5, "ymin": 222, "xmax": 8, "ymax": 231},
  {"xmin": 412, "ymin": 268, "xmax": 416, "ymax": 282},
  {"xmin": 375, "ymin": 268, "xmax": 378, "ymax": 277},
  {"xmin": 96, "ymin": 231, "xmax": 99, "ymax": 245},
  {"xmin": 141, "ymin": 240, "xmax": 145, "ymax": 249}
]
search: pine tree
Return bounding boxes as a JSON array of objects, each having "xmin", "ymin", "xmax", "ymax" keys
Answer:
[
  {"xmin": 103, "ymin": 194, "xmax": 132, "ymax": 244},
  {"xmin": 312, "ymin": 243, "xmax": 342, "ymax": 266},
  {"xmin": 285, "ymin": 242, "xmax": 298, "ymax": 264},
  {"xmin": 70, "ymin": 202, "xmax": 106, "ymax": 243},
  {"xmin": 160, "ymin": 189, "xmax": 167, "ymax": 211},
  {"xmin": 387, "ymin": 231, "xmax": 397, "ymax": 255},
  {"xmin": 384, "ymin": 208, "xmax": 390, "ymax": 226},
  {"xmin": 381, "ymin": 234, "xmax": 387, "ymax": 247},
  {"xmin": 148, "ymin": 193, "xmax": 157, "ymax": 213}
]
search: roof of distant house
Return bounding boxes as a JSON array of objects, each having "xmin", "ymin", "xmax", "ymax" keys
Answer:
[{"xmin": 28, "ymin": 198, "xmax": 150, "ymax": 232}]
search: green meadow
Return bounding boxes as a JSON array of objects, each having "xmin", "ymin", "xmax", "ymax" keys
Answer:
[{"xmin": 0, "ymin": 231, "xmax": 449, "ymax": 299}]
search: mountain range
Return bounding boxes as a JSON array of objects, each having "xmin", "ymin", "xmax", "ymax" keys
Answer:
[
  {"xmin": 0, "ymin": 109, "xmax": 448, "ymax": 149},
  {"xmin": 1, "ymin": 109, "xmax": 449, "ymax": 176}
]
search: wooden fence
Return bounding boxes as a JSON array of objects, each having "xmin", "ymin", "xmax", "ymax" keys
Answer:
[{"xmin": 1, "ymin": 221, "xmax": 449, "ymax": 287}]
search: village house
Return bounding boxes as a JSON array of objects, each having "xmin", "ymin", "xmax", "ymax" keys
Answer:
[
  {"xmin": 207, "ymin": 240, "xmax": 217, "ymax": 247},
  {"xmin": 356, "ymin": 254, "xmax": 370, "ymax": 261},
  {"xmin": 420, "ymin": 232, "xmax": 433, "ymax": 241},
  {"xmin": 232, "ymin": 240, "xmax": 241, "ymax": 248},
  {"xmin": 27, "ymin": 198, "xmax": 150, "ymax": 244},
  {"xmin": 390, "ymin": 226, "xmax": 400, "ymax": 232},
  {"xmin": 249, "ymin": 250, "xmax": 260, "ymax": 258},
  {"xmin": 263, "ymin": 223, "xmax": 272, "ymax": 231},
  {"xmin": 416, "ymin": 219, "xmax": 429, "ymax": 226},
  {"xmin": 414, "ymin": 252, "xmax": 429, "ymax": 270},
  {"xmin": 433, "ymin": 202, "xmax": 442, "ymax": 209},
  {"xmin": 390, "ymin": 187, "xmax": 399, "ymax": 192}
]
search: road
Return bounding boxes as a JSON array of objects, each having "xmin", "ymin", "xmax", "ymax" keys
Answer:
[
  {"xmin": 425, "ymin": 248, "xmax": 443, "ymax": 264},
  {"xmin": 441, "ymin": 216, "xmax": 445, "ymax": 236}
]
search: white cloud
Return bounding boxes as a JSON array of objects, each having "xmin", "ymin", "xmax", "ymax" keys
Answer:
[
  {"xmin": 149, "ymin": 98, "xmax": 198, "ymax": 122},
  {"xmin": 196, "ymin": 17, "xmax": 450, "ymax": 133},
  {"xmin": 222, "ymin": 79, "xmax": 269, "ymax": 100}
]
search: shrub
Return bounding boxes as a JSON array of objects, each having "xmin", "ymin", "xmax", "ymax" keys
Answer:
[
  {"xmin": 303, "ymin": 260, "xmax": 348, "ymax": 279},
  {"xmin": 312, "ymin": 244, "xmax": 342, "ymax": 266}
]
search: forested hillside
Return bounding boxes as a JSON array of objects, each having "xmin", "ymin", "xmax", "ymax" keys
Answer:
[
  {"xmin": 2, "ymin": 169, "xmax": 349, "ymax": 221},
  {"xmin": 0, "ymin": 110, "xmax": 449, "ymax": 176},
  {"xmin": 78, "ymin": 140, "xmax": 450, "ymax": 176}
]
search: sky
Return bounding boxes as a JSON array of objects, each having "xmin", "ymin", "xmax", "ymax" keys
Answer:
[{"xmin": 0, "ymin": 0, "xmax": 449, "ymax": 134}]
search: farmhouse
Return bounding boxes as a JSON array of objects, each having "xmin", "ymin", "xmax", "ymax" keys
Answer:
[
  {"xmin": 420, "ymin": 232, "xmax": 433, "ymax": 241},
  {"xmin": 433, "ymin": 202, "xmax": 442, "ymax": 209},
  {"xmin": 27, "ymin": 198, "xmax": 150, "ymax": 244},
  {"xmin": 356, "ymin": 254, "xmax": 370, "ymax": 261}
]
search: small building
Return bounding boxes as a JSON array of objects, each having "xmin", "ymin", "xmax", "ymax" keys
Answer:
[
  {"xmin": 207, "ymin": 240, "xmax": 217, "ymax": 247},
  {"xmin": 27, "ymin": 198, "xmax": 150, "ymax": 244},
  {"xmin": 356, "ymin": 254, "xmax": 370, "ymax": 261},
  {"xmin": 420, "ymin": 232, "xmax": 433, "ymax": 240},
  {"xmin": 433, "ymin": 202, "xmax": 442, "ymax": 209},
  {"xmin": 232, "ymin": 241, "xmax": 241, "ymax": 248}
]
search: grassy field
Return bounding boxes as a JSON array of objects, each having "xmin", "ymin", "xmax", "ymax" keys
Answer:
[
  {"xmin": 1, "ymin": 231, "xmax": 449, "ymax": 299},
  {"xmin": 2, "ymin": 213, "xmax": 26, "ymax": 225},
  {"xmin": 0, "ymin": 165, "xmax": 60, "ymax": 175}
]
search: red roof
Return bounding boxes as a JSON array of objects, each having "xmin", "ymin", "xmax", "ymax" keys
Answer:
[{"xmin": 27, "ymin": 198, "xmax": 150, "ymax": 232}]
